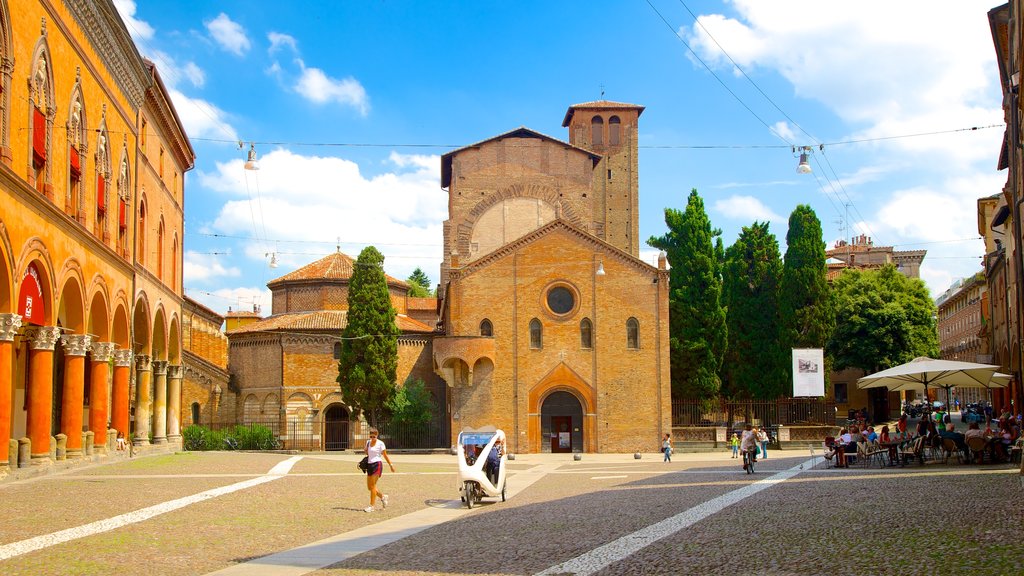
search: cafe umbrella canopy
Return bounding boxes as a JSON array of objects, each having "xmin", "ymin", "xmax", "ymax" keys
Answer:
[{"xmin": 857, "ymin": 357, "xmax": 1002, "ymax": 406}]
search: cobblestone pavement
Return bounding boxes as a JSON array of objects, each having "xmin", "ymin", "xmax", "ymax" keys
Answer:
[{"xmin": 1, "ymin": 449, "xmax": 1021, "ymax": 576}]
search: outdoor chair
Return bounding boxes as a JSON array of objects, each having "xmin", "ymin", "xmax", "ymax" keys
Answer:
[
  {"xmin": 864, "ymin": 440, "xmax": 888, "ymax": 468},
  {"xmin": 1010, "ymin": 439, "xmax": 1023, "ymax": 464},
  {"xmin": 966, "ymin": 436, "xmax": 990, "ymax": 464},
  {"xmin": 822, "ymin": 437, "xmax": 837, "ymax": 469},
  {"xmin": 940, "ymin": 438, "xmax": 965, "ymax": 464},
  {"xmin": 926, "ymin": 434, "xmax": 944, "ymax": 462},
  {"xmin": 899, "ymin": 436, "xmax": 925, "ymax": 466}
]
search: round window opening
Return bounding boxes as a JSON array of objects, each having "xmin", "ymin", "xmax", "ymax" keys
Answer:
[{"xmin": 547, "ymin": 286, "xmax": 575, "ymax": 315}]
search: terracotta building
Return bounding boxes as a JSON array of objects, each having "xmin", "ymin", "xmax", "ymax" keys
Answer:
[
  {"xmin": 433, "ymin": 101, "xmax": 672, "ymax": 453},
  {"xmin": 181, "ymin": 296, "xmax": 230, "ymax": 427},
  {"xmin": 983, "ymin": 3, "xmax": 1023, "ymax": 415},
  {"xmin": 935, "ymin": 272, "xmax": 989, "ymax": 405},
  {"xmin": 0, "ymin": 0, "xmax": 193, "ymax": 475},
  {"xmin": 224, "ymin": 251, "xmax": 444, "ymax": 451}
]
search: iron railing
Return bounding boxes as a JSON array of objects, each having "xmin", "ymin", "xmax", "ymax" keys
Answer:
[
  {"xmin": 671, "ymin": 398, "xmax": 837, "ymax": 428},
  {"xmin": 207, "ymin": 415, "xmax": 451, "ymax": 451}
]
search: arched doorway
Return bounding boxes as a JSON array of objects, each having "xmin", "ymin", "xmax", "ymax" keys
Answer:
[
  {"xmin": 323, "ymin": 404, "xmax": 350, "ymax": 451},
  {"xmin": 541, "ymin": 391, "xmax": 582, "ymax": 453}
]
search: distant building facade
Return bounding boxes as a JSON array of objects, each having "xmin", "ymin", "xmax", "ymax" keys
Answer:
[
  {"xmin": 223, "ymin": 251, "xmax": 445, "ymax": 451},
  {"xmin": 432, "ymin": 101, "xmax": 671, "ymax": 453},
  {"xmin": 935, "ymin": 273, "xmax": 988, "ymax": 405}
]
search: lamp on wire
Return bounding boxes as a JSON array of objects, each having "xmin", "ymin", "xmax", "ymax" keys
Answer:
[
  {"xmin": 793, "ymin": 145, "xmax": 813, "ymax": 174},
  {"xmin": 595, "ymin": 259, "xmax": 606, "ymax": 276},
  {"xmin": 244, "ymin": 143, "xmax": 259, "ymax": 171},
  {"xmin": 265, "ymin": 252, "xmax": 278, "ymax": 268}
]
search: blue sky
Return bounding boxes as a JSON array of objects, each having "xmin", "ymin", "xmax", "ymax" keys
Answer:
[{"xmin": 115, "ymin": 0, "xmax": 1005, "ymax": 315}]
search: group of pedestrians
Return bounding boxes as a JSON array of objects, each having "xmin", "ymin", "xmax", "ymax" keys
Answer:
[{"xmin": 730, "ymin": 426, "xmax": 771, "ymax": 461}]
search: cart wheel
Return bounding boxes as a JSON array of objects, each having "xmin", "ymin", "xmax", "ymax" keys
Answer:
[{"xmin": 464, "ymin": 481, "xmax": 475, "ymax": 509}]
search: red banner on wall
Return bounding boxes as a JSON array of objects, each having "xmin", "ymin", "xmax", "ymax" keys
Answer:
[
  {"xmin": 70, "ymin": 146, "xmax": 81, "ymax": 177},
  {"xmin": 97, "ymin": 175, "xmax": 106, "ymax": 213},
  {"xmin": 32, "ymin": 107, "xmax": 46, "ymax": 165},
  {"xmin": 18, "ymin": 263, "xmax": 44, "ymax": 326}
]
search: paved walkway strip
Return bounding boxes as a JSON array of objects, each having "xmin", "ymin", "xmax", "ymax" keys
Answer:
[
  {"xmin": 204, "ymin": 462, "xmax": 560, "ymax": 576},
  {"xmin": 535, "ymin": 458, "xmax": 814, "ymax": 576},
  {"xmin": 0, "ymin": 456, "xmax": 302, "ymax": 561}
]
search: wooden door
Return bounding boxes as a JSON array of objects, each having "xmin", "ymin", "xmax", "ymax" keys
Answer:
[{"xmin": 551, "ymin": 416, "xmax": 572, "ymax": 453}]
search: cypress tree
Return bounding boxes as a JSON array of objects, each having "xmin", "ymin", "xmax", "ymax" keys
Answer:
[
  {"xmin": 337, "ymin": 246, "xmax": 401, "ymax": 427},
  {"xmin": 779, "ymin": 205, "xmax": 834, "ymax": 354},
  {"xmin": 648, "ymin": 189, "xmax": 727, "ymax": 400},
  {"xmin": 721, "ymin": 222, "xmax": 786, "ymax": 399}
]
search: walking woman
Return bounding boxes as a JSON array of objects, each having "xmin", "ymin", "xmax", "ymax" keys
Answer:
[{"xmin": 364, "ymin": 427, "xmax": 395, "ymax": 512}]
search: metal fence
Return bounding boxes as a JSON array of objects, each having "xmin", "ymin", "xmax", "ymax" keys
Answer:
[
  {"xmin": 207, "ymin": 415, "xmax": 451, "ymax": 452},
  {"xmin": 671, "ymin": 398, "xmax": 837, "ymax": 428}
]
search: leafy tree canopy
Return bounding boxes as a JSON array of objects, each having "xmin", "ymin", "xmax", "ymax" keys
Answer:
[
  {"xmin": 407, "ymin": 267, "xmax": 434, "ymax": 297},
  {"xmin": 827, "ymin": 264, "xmax": 938, "ymax": 373}
]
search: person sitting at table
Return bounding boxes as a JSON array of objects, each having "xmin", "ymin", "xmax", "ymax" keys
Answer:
[
  {"xmin": 897, "ymin": 414, "xmax": 908, "ymax": 436},
  {"xmin": 836, "ymin": 427, "xmax": 857, "ymax": 466},
  {"xmin": 878, "ymin": 425, "xmax": 898, "ymax": 464},
  {"xmin": 965, "ymin": 421, "xmax": 985, "ymax": 440},
  {"xmin": 984, "ymin": 419, "xmax": 996, "ymax": 437},
  {"xmin": 994, "ymin": 420, "xmax": 1017, "ymax": 462},
  {"xmin": 864, "ymin": 426, "xmax": 878, "ymax": 443},
  {"xmin": 938, "ymin": 422, "xmax": 968, "ymax": 460}
]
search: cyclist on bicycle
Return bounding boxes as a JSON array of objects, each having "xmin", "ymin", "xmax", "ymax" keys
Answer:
[{"xmin": 740, "ymin": 424, "xmax": 758, "ymax": 469}]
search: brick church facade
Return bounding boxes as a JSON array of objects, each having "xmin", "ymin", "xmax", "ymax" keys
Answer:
[{"xmin": 432, "ymin": 101, "xmax": 671, "ymax": 453}]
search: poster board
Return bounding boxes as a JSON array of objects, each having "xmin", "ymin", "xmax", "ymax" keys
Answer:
[{"xmin": 792, "ymin": 348, "xmax": 825, "ymax": 397}]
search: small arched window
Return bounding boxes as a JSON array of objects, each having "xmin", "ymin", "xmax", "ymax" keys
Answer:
[
  {"xmin": 591, "ymin": 116, "xmax": 604, "ymax": 146},
  {"xmin": 609, "ymin": 116, "xmax": 621, "ymax": 146},
  {"xmin": 191, "ymin": 402, "xmax": 201, "ymax": 425},
  {"xmin": 626, "ymin": 317, "xmax": 640, "ymax": 349},
  {"xmin": 529, "ymin": 318, "xmax": 542, "ymax": 349},
  {"xmin": 480, "ymin": 319, "xmax": 493, "ymax": 337},
  {"xmin": 333, "ymin": 342, "xmax": 342, "ymax": 359},
  {"xmin": 157, "ymin": 218, "xmax": 165, "ymax": 280},
  {"xmin": 171, "ymin": 235, "xmax": 178, "ymax": 291},
  {"xmin": 137, "ymin": 200, "xmax": 147, "ymax": 265},
  {"xmin": 580, "ymin": 318, "xmax": 593, "ymax": 349}
]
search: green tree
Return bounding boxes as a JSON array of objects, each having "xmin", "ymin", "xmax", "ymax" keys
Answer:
[
  {"xmin": 387, "ymin": 378, "xmax": 436, "ymax": 435},
  {"xmin": 828, "ymin": 264, "xmax": 939, "ymax": 372},
  {"xmin": 779, "ymin": 205, "xmax": 834, "ymax": 389},
  {"xmin": 407, "ymin": 267, "xmax": 434, "ymax": 297},
  {"xmin": 337, "ymin": 246, "xmax": 401, "ymax": 427},
  {"xmin": 721, "ymin": 222, "xmax": 786, "ymax": 399},
  {"xmin": 648, "ymin": 189, "xmax": 727, "ymax": 400}
]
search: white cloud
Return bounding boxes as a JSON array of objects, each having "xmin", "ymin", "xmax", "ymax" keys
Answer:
[
  {"xmin": 182, "ymin": 62, "xmax": 205, "ymax": 88},
  {"xmin": 184, "ymin": 251, "xmax": 242, "ymax": 283},
  {"xmin": 195, "ymin": 148, "xmax": 445, "ymax": 282},
  {"xmin": 206, "ymin": 13, "xmax": 250, "ymax": 56},
  {"xmin": 185, "ymin": 286, "xmax": 273, "ymax": 318},
  {"xmin": 772, "ymin": 121, "xmax": 795, "ymax": 142},
  {"xmin": 295, "ymin": 60, "xmax": 369, "ymax": 115},
  {"xmin": 686, "ymin": 1, "xmax": 1002, "ymax": 163},
  {"xmin": 167, "ymin": 88, "xmax": 238, "ymax": 141},
  {"xmin": 113, "ymin": 0, "xmax": 154, "ymax": 41},
  {"xmin": 268, "ymin": 32, "xmax": 297, "ymax": 55},
  {"xmin": 712, "ymin": 195, "xmax": 785, "ymax": 225},
  {"xmin": 147, "ymin": 51, "xmax": 205, "ymax": 89}
]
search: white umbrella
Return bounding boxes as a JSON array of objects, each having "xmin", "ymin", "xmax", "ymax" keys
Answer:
[{"xmin": 857, "ymin": 357, "xmax": 1001, "ymax": 399}]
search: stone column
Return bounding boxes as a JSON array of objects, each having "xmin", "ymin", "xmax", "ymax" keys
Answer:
[
  {"xmin": 89, "ymin": 342, "xmax": 116, "ymax": 453},
  {"xmin": 167, "ymin": 364, "xmax": 183, "ymax": 442},
  {"xmin": 111, "ymin": 349, "xmax": 132, "ymax": 440},
  {"xmin": 133, "ymin": 354, "xmax": 152, "ymax": 446},
  {"xmin": 151, "ymin": 360, "xmax": 168, "ymax": 444},
  {"xmin": 24, "ymin": 326, "xmax": 61, "ymax": 462},
  {"xmin": 60, "ymin": 334, "xmax": 93, "ymax": 458},
  {"xmin": 0, "ymin": 314, "xmax": 22, "ymax": 470}
]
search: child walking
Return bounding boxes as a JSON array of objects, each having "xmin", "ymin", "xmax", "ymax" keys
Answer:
[{"xmin": 730, "ymin": 432, "xmax": 740, "ymax": 458}]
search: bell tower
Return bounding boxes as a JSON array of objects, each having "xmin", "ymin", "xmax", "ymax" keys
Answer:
[{"xmin": 562, "ymin": 101, "xmax": 645, "ymax": 256}]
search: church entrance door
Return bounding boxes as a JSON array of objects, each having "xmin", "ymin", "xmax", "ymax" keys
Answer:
[
  {"xmin": 542, "ymin": 391, "xmax": 582, "ymax": 453},
  {"xmin": 324, "ymin": 404, "xmax": 349, "ymax": 451}
]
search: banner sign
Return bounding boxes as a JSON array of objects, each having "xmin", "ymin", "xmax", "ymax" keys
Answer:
[
  {"xmin": 18, "ymin": 263, "xmax": 45, "ymax": 326},
  {"xmin": 792, "ymin": 348, "xmax": 825, "ymax": 397}
]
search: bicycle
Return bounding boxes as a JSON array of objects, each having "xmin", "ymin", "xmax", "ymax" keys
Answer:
[{"xmin": 742, "ymin": 448, "xmax": 757, "ymax": 474}]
